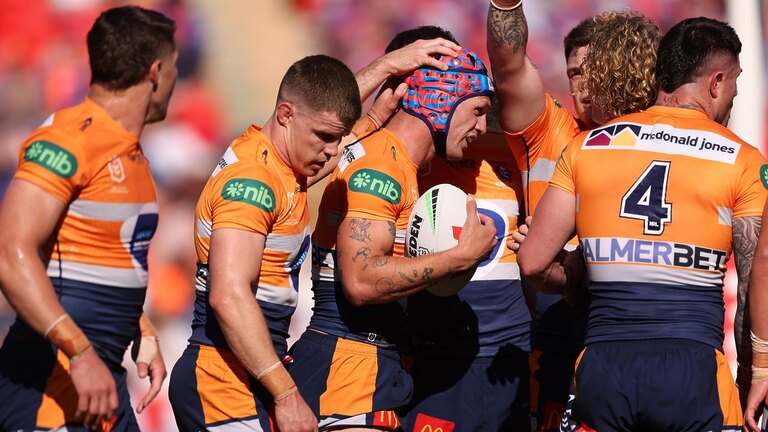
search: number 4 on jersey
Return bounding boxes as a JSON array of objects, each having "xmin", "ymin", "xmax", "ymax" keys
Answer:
[{"xmin": 620, "ymin": 160, "xmax": 672, "ymax": 235}]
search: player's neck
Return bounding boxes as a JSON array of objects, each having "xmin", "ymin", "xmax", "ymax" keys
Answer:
[
  {"xmin": 386, "ymin": 112, "xmax": 435, "ymax": 166},
  {"xmin": 655, "ymin": 84, "xmax": 711, "ymax": 119},
  {"xmin": 88, "ymin": 83, "xmax": 152, "ymax": 137},
  {"xmin": 260, "ymin": 116, "xmax": 297, "ymax": 176}
]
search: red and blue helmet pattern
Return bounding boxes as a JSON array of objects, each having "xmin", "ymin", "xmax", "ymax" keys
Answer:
[{"xmin": 402, "ymin": 48, "xmax": 494, "ymax": 136}]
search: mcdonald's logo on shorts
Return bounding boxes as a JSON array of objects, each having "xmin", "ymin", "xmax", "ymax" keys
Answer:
[
  {"xmin": 372, "ymin": 409, "xmax": 401, "ymax": 430},
  {"xmin": 413, "ymin": 413, "xmax": 455, "ymax": 432}
]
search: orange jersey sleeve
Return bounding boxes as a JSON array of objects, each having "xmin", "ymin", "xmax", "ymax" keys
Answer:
[
  {"xmin": 503, "ymin": 94, "xmax": 581, "ymax": 214},
  {"xmin": 339, "ymin": 156, "xmax": 407, "ymax": 223},
  {"xmin": 207, "ymin": 162, "xmax": 279, "ymax": 235},
  {"xmin": 15, "ymin": 128, "xmax": 88, "ymax": 203}
]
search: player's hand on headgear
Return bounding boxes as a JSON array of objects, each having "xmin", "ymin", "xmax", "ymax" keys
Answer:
[
  {"xmin": 131, "ymin": 335, "xmax": 167, "ymax": 414},
  {"xmin": 369, "ymin": 82, "xmax": 407, "ymax": 127},
  {"xmin": 508, "ymin": 215, "xmax": 531, "ymax": 253},
  {"xmin": 70, "ymin": 346, "xmax": 119, "ymax": 430},
  {"xmin": 743, "ymin": 379, "xmax": 768, "ymax": 432},
  {"xmin": 456, "ymin": 196, "xmax": 497, "ymax": 263},
  {"xmin": 383, "ymin": 37, "xmax": 460, "ymax": 76}
]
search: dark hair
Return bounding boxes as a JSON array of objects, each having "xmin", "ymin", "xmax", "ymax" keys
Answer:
[
  {"xmin": 656, "ymin": 17, "xmax": 741, "ymax": 93},
  {"xmin": 385, "ymin": 25, "xmax": 459, "ymax": 53},
  {"xmin": 563, "ymin": 17, "xmax": 597, "ymax": 59},
  {"xmin": 87, "ymin": 6, "xmax": 176, "ymax": 90},
  {"xmin": 278, "ymin": 55, "xmax": 361, "ymax": 129}
]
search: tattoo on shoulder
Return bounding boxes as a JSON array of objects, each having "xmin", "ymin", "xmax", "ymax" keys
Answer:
[
  {"xmin": 488, "ymin": 7, "xmax": 526, "ymax": 52},
  {"xmin": 348, "ymin": 218, "xmax": 372, "ymax": 243},
  {"xmin": 388, "ymin": 222, "xmax": 396, "ymax": 238}
]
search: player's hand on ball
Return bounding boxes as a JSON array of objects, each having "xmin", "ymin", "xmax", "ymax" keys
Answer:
[
  {"xmin": 456, "ymin": 196, "xmax": 497, "ymax": 263},
  {"xmin": 508, "ymin": 216, "xmax": 532, "ymax": 252}
]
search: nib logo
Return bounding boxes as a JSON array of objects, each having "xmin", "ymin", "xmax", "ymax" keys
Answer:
[
  {"xmin": 349, "ymin": 169, "xmax": 402, "ymax": 204},
  {"xmin": 24, "ymin": 141, "xmax": 78, "ymax": 178},
  {"xmin": 221, "ymin": 178, "xmax": 276, "ymax": 212}
]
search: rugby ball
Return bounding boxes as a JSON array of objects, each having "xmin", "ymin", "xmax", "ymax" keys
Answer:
[{"xmin": 405, "ymin": 183, "xmax": 476, "ymax": 296}]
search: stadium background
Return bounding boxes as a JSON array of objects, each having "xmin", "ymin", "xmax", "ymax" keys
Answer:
[{"xmin": 0, "ymin": 0, "xmax": 764, "ymax": 430}]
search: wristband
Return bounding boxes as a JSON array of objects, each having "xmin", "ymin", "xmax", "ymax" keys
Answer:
[
  {"xmin": 43, "ymin": 313, "xmax": 69, "ymax": 338},
  {"xmin": 490, "ymin": 0, "xmax": 522, "ymax": 11},
  {"xmin": 275, "ymin": 385, "xmax": 297, "ymax": 401},
  {"xmin": 351, "ymin": 115, "xmax": 379, "ymax": 138},
  {"xmin": 753, "ymin": 367, "xmax": 768, "ymax": 383},
  {"xmin": 139, "ymin": 313, "xmax": 157, "ymax": 338},
  {"xmin": 255, "ymin": 360, "xmax": 281, "ymax": 380},
  {"xmin": 45, "ymin": 315, "xmax": 91, "ymax": 359},
  {"xmin": 257, "ymin": 362, "xmax": 296, "ymax": 400}
]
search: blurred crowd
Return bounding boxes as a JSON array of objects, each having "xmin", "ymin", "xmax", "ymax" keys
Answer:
[{"xmin": 0, "ymin": 0, "xmax": 761, "ymax": 430}]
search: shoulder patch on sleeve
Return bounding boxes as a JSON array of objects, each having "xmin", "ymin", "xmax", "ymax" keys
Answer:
[
  {"xmin": 338, "ymin": 143, "xmax": 367, "ymax": 173},
  {"xmin": 348, "ymin": 168, "xmax": 402, "ymax": 204},
  {"xmin": 221, "ymin": 178, "xmax": 276, "ymax": 212},
  {"xmin": 760, "ymin": 164, "xmax": 768, "ymax": 190},
  {"xmin": 23, "ymin": 140, "xmax": 78, "ymax": 178}
]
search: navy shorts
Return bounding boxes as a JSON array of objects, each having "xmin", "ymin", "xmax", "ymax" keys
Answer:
[
  {"xmin": 169, "ymin": 344, "xmax": 275, "ymax": 432},
  {"xmin": 562, "ymin": 339, "xmax": 741, "ymax": 432},
  {"xmin": 288, "ymin": 329, "xmax": 412, "ymax": 431},
  {"xmin": 403, "ymin": 349, "xmax": 529, "ymax": 432},
  {"xmin": 0, "ymin": 334, "xmax": 138, "ymax": 432}
]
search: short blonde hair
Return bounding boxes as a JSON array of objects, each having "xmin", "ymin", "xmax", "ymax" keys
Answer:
[{"xmin": 581, "ymin": 11, "xmax": 661, "ymax": 120}]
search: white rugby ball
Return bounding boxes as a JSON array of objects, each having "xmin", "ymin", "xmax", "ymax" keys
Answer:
[{"xmin": 405, "ymin": 183, "xmax": 476, "ymax": 296}]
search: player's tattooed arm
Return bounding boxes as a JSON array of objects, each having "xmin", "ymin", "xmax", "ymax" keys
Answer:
[
  {"xmin": 733, "ymin": 215, "xmax": 761, "ymax": 394},
  {"xmin": 337, "ymin": 215, "xmax": 493, "ymax": 305},
  {"xmin": 487, "ymin": 4, "xmax": 526, "ymax": 51},
  {"xmin": 486, "ymin": 0, "xmax": 545, "ymax": 134},
  {"xmin": 348, "ymin": 219, "xmax": 373, "ymax": 243}
]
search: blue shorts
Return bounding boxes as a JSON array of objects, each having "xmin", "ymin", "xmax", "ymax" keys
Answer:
[
  {"xmin": 0, "ymin": 333, "xmax": 138, "ymax": 432},
  {"xmin": 288, "ymin": 329, "xmax": 412, "ymax": 431},
  {"xmin": 169, "ymin": 344, "xmax": 275, "ymax": 432},
  {"xmin": 403, "ymin": 349, "xmax": 529, "ymax": 431},
  {"xmin": 562, "ymin": 339, "xmax": 741, "ymax": 432}
]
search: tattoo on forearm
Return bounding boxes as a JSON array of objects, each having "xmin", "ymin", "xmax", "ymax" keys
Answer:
[
  {"xmin": 421, "ymin": 267, "xmax": 434, "ymax": 283},
  {"xmin": 353, "ymin": 247, "xmax": 371, "ymax": 263},
  {"xmin": 488, "ymin": 6, "xmax": 526, "ymax": 52},
  {"xmin": 348, "ymin": 219, "xmax": 372, "ymax": 243},
  {"xmin": 388, "ymin": 222, "xmax": 396, "ymax": 238},
  {"xmin": 733, "ymin": 216, "xmax": 762, "ymax": 362},
  {"xmin": 398, "ymin": 270, "xmax": 417, "ymax": 284},
  {"xmin": 375, "ymin": 277, "xmax": 395, "ymax": 295}
]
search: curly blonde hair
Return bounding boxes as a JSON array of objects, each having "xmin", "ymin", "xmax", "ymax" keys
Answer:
[{"xmin": 581, "ymin": 11, "xmax": 661, "ymax": 120}]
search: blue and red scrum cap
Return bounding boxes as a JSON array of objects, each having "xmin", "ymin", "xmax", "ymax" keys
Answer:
[{"xmin": 402, "ymin": 48, "xmax": 494, "ymax": 157}]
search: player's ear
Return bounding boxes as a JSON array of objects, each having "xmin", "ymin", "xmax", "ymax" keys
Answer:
[
  {"xmin": 276, "ymin": 101, "xmax": 295, "ymax": 127},
  {"xmin": 709, "ymin": 71, "xmax": 724, "ymax": 99},
  {"xmin": 148, "ymin": 58, "xmax": 162, "ymax": 92}
]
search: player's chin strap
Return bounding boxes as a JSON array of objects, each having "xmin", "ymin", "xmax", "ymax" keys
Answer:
[{"xmin": 434, "ymin": 131, "xmax": 448, "ymax": 159}]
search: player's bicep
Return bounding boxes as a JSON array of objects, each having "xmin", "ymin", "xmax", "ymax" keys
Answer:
[
  {"xmin": 0, "ymin": 179, "xmax": 68, "ymax": 249},
  {"xmin": 337, "ymin": 217, "xmax": 395, "ymax": 285},
  {"xmin": 208, "ymin": 228, "xmax": 266, "ymax": 300},
  {"xmin": 494, "ymin": 59, "xmax": 546, "ymax": 133}
]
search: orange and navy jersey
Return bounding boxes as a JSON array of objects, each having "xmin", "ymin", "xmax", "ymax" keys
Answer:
[
  {"xmin": 551, "ymin": 106, "xmax": 768, "ymax": 348},
  {"xmin": 407, "ymin": 135, "xmax": 532, "ymax": 355},
  {"xmin": 189, "ymin": 126, "xmax": 310, "ymax": 357},
  {"xmin": 310, "ymin": 128, "xmax": 419, "ymax": 344},
  {"xmin": 504, "ymin": 94, "xmax": 581, "ymax": 215},
  {"xmin": 15, "ymin": 98, "xmax": 158, "ymax": 289},
  {"xmin": 10, "ymin": 98, "xmax": 157, "ymax": 366}
]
